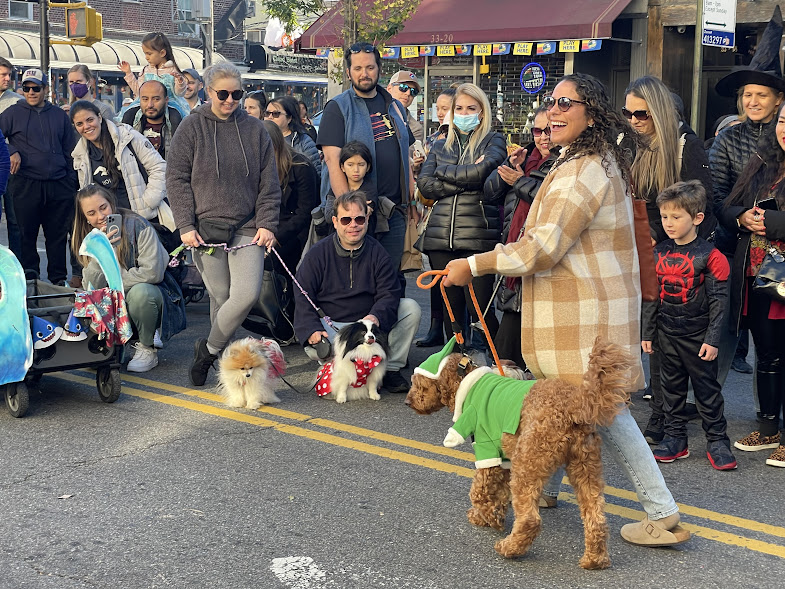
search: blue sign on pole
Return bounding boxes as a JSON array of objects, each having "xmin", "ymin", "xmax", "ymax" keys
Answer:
[
  {"xmin": 702, "ymin": 28, "xmax": 735, "ymax": 47},
  {"xmin": 520, "ymin": 62, "xmax": 546, "ymax": 94}
]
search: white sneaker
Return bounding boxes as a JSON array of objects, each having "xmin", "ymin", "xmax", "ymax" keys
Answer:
[
  {"xmin": 153, "ymin": 330, "xmax": 163, "ymax": 349},
  {"xmin": 127, "ymin": 343, "xmax": 158, "ymax": 372}
]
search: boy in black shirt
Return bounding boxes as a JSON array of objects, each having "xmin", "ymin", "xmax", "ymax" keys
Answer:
[{"xmin": 642, "ymin": 180, "xmax": 737, "ymax": 470}]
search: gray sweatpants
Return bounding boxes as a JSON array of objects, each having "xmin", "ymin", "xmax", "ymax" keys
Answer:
[{"xmin": 194, "ymin": 234, "xmax": 265, "ymax": 352}]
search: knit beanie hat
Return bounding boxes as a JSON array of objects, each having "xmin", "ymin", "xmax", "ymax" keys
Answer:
[{"xmin": 414, "ymin": 336, "xmax": 457, "ymax": 380}]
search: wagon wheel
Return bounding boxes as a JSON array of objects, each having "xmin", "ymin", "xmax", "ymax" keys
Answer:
[
  {"xmin": 5, "ymin": 382, "xmax": 30, "ymax": 418},
  {"xmin": 96, "ymin": 368, "xmax": 121, "ymax": 403}
]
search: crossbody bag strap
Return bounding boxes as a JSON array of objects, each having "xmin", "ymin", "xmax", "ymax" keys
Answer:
[{"xmin": 234, "ymin": 210, "xmax": 256, "ymax": 230}]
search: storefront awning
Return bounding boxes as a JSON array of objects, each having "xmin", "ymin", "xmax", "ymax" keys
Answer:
[
  {"xmin": 0, "ymin": 30, "xmax": 218, "ymax": 73},
  {"xmin": 298, "ymin": 0, "xmax": 633, "ymax": 49}
]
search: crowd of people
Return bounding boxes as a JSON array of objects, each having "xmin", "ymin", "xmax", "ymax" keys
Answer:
[{"xmin": 1, "ymin": 27, "xmax": 784, "ymax": 549}]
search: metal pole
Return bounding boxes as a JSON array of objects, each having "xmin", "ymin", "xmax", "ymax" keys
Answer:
[
  {"xmin": 40, "ymin": 0, "xmax": 49, "ymax": 76},
  {"xmin": 690, "ymin": 0, "xmax": 704, "ymax": 134}
]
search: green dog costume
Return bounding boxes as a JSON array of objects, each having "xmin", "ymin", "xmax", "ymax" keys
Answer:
[{"xmin": 415, "ymin": 338, "xmax": 537, "ymax": 468}]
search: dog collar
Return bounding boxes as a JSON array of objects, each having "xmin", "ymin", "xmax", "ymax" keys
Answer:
[{"xmin": 457, "ymin": 355, "xmax": 476, "ymax": 379}]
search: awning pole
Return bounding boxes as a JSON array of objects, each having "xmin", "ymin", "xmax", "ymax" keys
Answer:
[
  {"xmin": 40, "ymin": 0, "xmax": 49, "ymax": 76},
  {"xmin": 690, "ymin": 0, "xmax": 704, "ymax": 134}
]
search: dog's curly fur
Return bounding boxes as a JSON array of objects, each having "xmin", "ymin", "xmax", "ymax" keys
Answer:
[{"xmin": 405, "ymin": 337, "xmax": 632, "ymax": 570}]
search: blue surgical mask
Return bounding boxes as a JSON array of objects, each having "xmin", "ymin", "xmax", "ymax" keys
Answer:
[{"xmin": 453, "ymin": 113, "xmax": 481, "ymax": 133}]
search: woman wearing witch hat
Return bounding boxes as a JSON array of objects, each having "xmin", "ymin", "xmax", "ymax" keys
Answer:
[{"xmin": 708, "ymin": 4, "xmax": 785, "ymax": 387}]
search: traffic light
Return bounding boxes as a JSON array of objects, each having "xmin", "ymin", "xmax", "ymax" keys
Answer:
[{"xmin": 65, "ymin": 6, "xmax": 103, "ymax": 44}]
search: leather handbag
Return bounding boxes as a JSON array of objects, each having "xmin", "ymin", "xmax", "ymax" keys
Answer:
[
  {"xmin": 632, "ymin": 197, "xmax": 659, "ymax": 302},
  {"xmin": 753, "ymin": 244, "xmax": 785, "ymax": 302}
]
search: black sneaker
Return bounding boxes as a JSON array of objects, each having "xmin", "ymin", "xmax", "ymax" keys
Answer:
[
  {"xmin": 731, "ymin": 357, "xmax": 754, "ymax": 374},
  {"xmin": 643, "ymin": 415, "xmax": 664, "ymax": 445},
  {"xmin": 190, "ymin": 338, "xmax": 217, "ymax": 387},
  {"xmin": 653, "ymin": 436, "xmax": 689, "ymax": 463},
  {"xmin": 382, "ymin": 370, "xmax": 409, "ymax": 394},
  {"xmin": 707, "ymin": 440, "xmax": 738, "ymax": 471}
]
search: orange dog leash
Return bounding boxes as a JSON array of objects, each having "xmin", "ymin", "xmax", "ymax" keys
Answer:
[{"xmin": 417, "ymin": 269, "xmax": 505, "ymax": 377}]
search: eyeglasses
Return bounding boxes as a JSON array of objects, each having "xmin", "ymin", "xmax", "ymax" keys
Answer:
[
  {"xmin": 22, "ymin": 85, "xmax": 42, "ymax": 93},
  {"xmin": 621, "ymin": 107, "xmax": 651, "ymax": 121},
  {"xmin": 397, "ymin": 83, "xmax": 419, "ymax": 97},
  {"xmin": 543, "ymin": 95, "xmax": 588, "ymax": 112},
  {"xmin": 532, "ymin": 126, "xmax": 550, "ymax": 137},
  {"xmin": 210, "ymin": 87, "xmax": 243, "ymax": 101},
  {"xmin": 339, "ymin": 215, "xmax": 367, "ymax": 226},
  {"xmin": 264, "ymin": 110, "xmax": 283, "ymax": 118},
  {"xmin": 349, "ymin": 43, "xmax": 375, "ymax": 54}
]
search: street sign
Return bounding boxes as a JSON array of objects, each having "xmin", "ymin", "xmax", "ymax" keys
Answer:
[{"xmin": 702, "ymin": 0, "xmax": 737, "ymax": 47}]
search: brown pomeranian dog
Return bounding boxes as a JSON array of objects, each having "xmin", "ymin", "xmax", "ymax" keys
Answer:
[{"xmin": 216, "ymin": 337, "xmax": 284, "ymax": 409}]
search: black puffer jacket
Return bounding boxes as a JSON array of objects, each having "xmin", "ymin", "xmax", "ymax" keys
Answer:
[
  {"xmin": 417, "ymin": 130, "xmax": 507, "ymax": 252},
  {"xmin": 709, "ymin": 117, "xmax": 776, "ymax": 255}
]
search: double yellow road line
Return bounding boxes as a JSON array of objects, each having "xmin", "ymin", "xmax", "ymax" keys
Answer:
[{"xmin": 54, "ymin": 371, "xmax": 785, "ymax": 559}]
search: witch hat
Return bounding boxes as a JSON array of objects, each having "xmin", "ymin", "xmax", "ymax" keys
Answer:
[{"xmin": 716, "ymin": 5, "xmax": 785, "ymax": 96}]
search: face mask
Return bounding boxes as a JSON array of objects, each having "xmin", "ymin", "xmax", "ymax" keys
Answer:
[
  {"xmin": 453, "ymin": 113, "xmax": 481, "ymax": 133},
  {"xmin": 70, "ymin": 83, "xmax": 89, "ymax": 99}
]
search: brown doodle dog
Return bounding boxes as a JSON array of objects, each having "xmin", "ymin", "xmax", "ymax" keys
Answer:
[{"xmin": 405, "ymin": 337, "xmax": 632, "ymax": 570}]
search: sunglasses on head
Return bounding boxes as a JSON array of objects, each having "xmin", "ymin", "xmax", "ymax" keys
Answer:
[
  {"xmin": 22, "ymin": 85, "xmax": 42, "ymax": 93},
  {"xmin": 339, "ymin": 215, "xmax": 367, "ymax": 226},
  {"xmin": 211, "ymin": 88, "xmax": 243, "ymax": 101},
  {"xmin": 532, "ymin": 126, "xmax": 551, "ymax": 137},
  {"xmin": 349, "ymin": 43, "xmax": 376, "ymax": 54},
  {"xmin": 543, "ymin": 95, "xmax": 588, "ymax": 112},
  {"xmin": 621, "ymin": 107, "xmax": 651, "ymax": 121},
  {"xmin": 397, "ymin": 83, "xmax": 419, "ymax": 97},
  {"xmin": 264, "ymin": 110, "xmax": 283, "ymax": 118}
]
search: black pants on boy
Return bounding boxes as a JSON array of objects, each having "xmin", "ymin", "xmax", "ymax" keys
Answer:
[
  {"xmin": 9, "ymin": 175, "xmax": 75, "ymax": 284},
  {"xmin": 658, "ymin": 328, "xmax": 729, "ymax": 442}
]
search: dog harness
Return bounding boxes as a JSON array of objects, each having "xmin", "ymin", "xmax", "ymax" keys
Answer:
[
  {"xmin": 315, "ymin": 356, "xmax": 384, "ymax": 397},
  {"xmin": 443, "ymin": 367, "xmax": 537, "ymax": 468}
]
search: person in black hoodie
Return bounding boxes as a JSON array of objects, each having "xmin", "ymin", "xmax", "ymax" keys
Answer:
[
  {"xmin": 417, "ymin": 82, "xmax": 507, "ymax": 344},
  {"xmin": 0, "ymin": 68, "xmax": 77, "ymax": 284}
]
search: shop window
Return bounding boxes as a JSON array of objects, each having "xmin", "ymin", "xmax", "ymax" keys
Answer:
[{"xmin": 9, "ymin": 0, "xmax": 33, "ymax": 20}]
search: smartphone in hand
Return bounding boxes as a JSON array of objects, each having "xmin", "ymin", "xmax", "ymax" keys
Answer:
[
  {"xmin": 412, "ymin": 140, "xmax": 426, "ymax": 159},
  {"xmin": 105, "ymin": 214, "xmax": 122, "ymax": 241}
]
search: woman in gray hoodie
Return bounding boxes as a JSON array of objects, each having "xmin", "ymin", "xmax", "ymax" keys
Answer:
[{"xmin": 166, "ymin": 62, "xmax": 281, "ymax": 386}]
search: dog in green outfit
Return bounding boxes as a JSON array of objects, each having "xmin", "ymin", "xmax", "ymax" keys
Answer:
[{"xmin": 405, "ymin": 336, "xmax": 632, "ymax": 570}]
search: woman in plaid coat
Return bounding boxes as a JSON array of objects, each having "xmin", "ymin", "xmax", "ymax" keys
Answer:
[{"xmin": 443, "ymin": 74, "xmax": 690, "ymax": 548}]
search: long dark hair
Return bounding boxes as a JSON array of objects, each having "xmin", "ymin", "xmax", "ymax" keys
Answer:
[
  {"xmin": 553, "ymin": 73, "xmax": 644, "ymax": 186},
  {"xmin": 272, "ymin": 96, "xmax": 307, "ymax": 135},
  {"xmin": 142, "ymin": 32, "xmax": 181, "ymax": 72},
  {"xmin": 71, "ymin": 184, "xmax": 134, "ymax": 270},
  {"xmin": 725, "ymin": 103, "xmax": 785, "ymax": 208},
  {"xmin": 70, "ymin": 100, "xmax": 123, "ymax": 188},
  {"xmin": 263, "ymin": 120, "xmax": 295, "ymax": 186}
]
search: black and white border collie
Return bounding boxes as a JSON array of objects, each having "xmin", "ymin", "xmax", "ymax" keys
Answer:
[{"xmin": 316, "ymin": 320, "xmax": 389, "ymax": 403}]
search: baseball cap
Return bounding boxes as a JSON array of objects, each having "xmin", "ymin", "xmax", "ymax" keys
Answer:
[
  {"xmin": 182, "ymin": 68, "xmax": 203, "ymax": 83},
  {"xmin": 22, "ymin": 68, "xmax": 46, "ymax": 86},
  {"xmin": 389, "ymin": 70, "xmax": 419, "ymax": 89}
]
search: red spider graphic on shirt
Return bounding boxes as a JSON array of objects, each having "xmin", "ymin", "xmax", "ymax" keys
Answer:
[{"xmin": 656, "ymin": 251, "xmax": 703, "ymax": 304}]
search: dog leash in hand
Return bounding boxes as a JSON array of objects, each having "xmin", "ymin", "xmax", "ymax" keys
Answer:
[{"xmin": 417, "ymin": 269, "xmax": 506, "ymax": 377}]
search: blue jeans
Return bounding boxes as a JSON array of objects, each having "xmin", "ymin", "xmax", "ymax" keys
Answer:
[
  {"xmin": 376, "ymin": 209, "xmax": 406, "ymax": 275},
  {"xmin": 543, "ymin": 406, "xmax": 679, "ymax": 520}
]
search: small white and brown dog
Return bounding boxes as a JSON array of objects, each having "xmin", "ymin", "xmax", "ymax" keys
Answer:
[
  {"xmin": 315, "ymin": 320, "xmax": 389, "ymax": 403},
  {"xmin": 216, "ymin": 337, "xmax": 285, "ymax": 409}
]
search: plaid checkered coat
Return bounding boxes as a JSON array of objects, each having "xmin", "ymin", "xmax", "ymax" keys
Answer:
[{"xmin": 470, "ymin": 153, "xmax": 644, "ymax": 391}]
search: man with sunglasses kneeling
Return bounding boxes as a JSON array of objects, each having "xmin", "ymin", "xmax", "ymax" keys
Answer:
[
  {"xmin": 0, "ymin": 68, "xmax": 78, "ymax": 285},
  {"xmin": 294, "ymin": 190, "xmax": 422, "ymax": 393}
]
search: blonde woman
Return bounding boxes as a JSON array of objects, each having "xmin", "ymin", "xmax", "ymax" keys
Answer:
[
  {"xmin": 625, "ymin": 75, "xmax": 714, "ymax": 244},
  {"xmin": 417, "ymin": 82, "xmax": 507, "ymax": 342}
]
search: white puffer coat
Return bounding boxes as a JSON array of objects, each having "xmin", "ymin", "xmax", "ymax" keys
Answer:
[{"xmin": 72, "ymin": 119, "xmax": 174, "ymax": 230}]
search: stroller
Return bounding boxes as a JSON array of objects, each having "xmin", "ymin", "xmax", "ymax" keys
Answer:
[{"xmin": 2, "ymin": 279, "xmax": 123, "ymax": 418}]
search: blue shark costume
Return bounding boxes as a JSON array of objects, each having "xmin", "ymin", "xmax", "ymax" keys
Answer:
[{"xmin": 0, "ymin": 246, "xmax": 33, "ymax": 385}]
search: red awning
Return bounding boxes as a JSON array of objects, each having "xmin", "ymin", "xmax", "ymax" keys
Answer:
[{"xmin": 297, "ymin": 0, "xmax": 633, "ymax": 49}]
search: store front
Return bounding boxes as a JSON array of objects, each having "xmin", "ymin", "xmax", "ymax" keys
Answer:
[{"xmin": 298, "ymin": 0, "xmax": 640, "ymax": 145}]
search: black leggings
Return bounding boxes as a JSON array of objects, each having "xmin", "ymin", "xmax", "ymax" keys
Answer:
[
  {"xmin": 426, "ymin": 250, "xmax": 499, "ymax": 343},
  {"xmin": 746, "ymin": 287, "xmax": 785, "ymax": 436}
]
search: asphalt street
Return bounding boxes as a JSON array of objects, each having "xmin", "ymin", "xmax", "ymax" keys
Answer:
[{"xmin": 1, "ymin": 221, "xmax": 784, "ymax": 588}]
